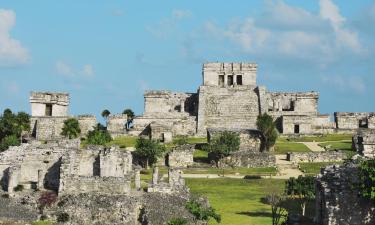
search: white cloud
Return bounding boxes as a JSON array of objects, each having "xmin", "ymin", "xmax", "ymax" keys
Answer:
[
  {"xmin": 321, "ymin": 75, "xmax": 366, "ymax": 94},
  {"xmin": 56, "ymin": 60, "xmax": 94, "ymax": 78},
  {"xmin": 172, "ymin": 9, "xmax": 192, "ymax": 19},
  {"xmin": 0, "ymin": 9, "xmax": 29, "ymax": 67}
]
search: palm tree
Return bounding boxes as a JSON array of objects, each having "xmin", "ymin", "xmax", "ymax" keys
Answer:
[
  {"xmin": 122, "ymin": 108, "xmax": 135, "ymax": 130},
  {"xmin": 101, "ymin": 109, "xmax": 111, "ymax": 119}
]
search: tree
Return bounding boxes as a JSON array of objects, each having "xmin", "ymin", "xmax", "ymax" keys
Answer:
[
  {"xmin": 358, "ymin": 159, "xmax": 375, "ymax": 200},
  {"xmin": 264, "ymin": 192, "xmax": 287, "ymax": 225},
  {"xmin": 61, "ymin": 118, "xmax": 81, "ymax": 139},
  {"xmin": 134, "ymin": 138, "xmax": 165, "ymax": 168},
  {"xmin": 186, "ymin": 199, "xmax": 221, "ymax": 223},
  {"xmin": 206, "ymin": 131, "xmax": 240, "ymax": 166},
  {"xmin": 0, "ymin": 109, "xmax": 30, "ymax": 151},
  {"xmin": 256, "ymin": 113, "xmax": 278, "ymax": 151},
  {"xmin": 285, "ymin": 175, "xmax": 315, "ymax": 216},
  {"xmin": 166, "ymin": 218, "xmax": 189, "ymax": 225},
  {"xmin": 122, "ymin": 108, "xmax": 135, "ymax": 130},
  {"xmin": 101, "ymin": 109, "xmax": 111, "ymax": 119},
  {"xmin": 86, "ymin": 123, "xmax": 112, "ymax": 145}
]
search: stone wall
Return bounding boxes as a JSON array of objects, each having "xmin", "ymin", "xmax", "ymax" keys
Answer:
[
  {"xmin": 335, "ymin": 112, "xmax": 375, "ymax": 129},
  {"xmin": 267, "ymin": 92, "xmax": 318, "ymax": 115},
  {"xmin": 77, "ymin": 115, "xmax": 96, "ymax": 136},
  {"xmin": 315, "ymin": 162, "xmax": 375, "ymax": 225},
  {"xmin": 197, "ymin": 86, "xmax": 260, "ymax": 135},
  {"xmin": 167, "ymin": 144, "xmax": 194, "ymax": 168},
  {"xmin": 107, "ymin": 114, "xmax": 127, "ymax": 137},
  {"xmin": 210, "ymin": 151, "xmax": 276, "ymax": 168},
  {"xmin": 150, "ymin": 122, "xmax": 173, "ymax": 143},
  {"xmin": 207, "ymin": 128, "xmax": 265, "ymax": 152},
  {"xmin": 281, "ymin": 115, "xmax": 313, "ymax": 135},
  {"xmin": 59, "ymin": 146, "xmax": 132, "ymax": 195},
  {"xmin": 287, "ymin": 151, "xmax": 347, "ymax": 163},
  {"xmin": 353, "ymin": 129, "xmax": 375, "ymax": 158}
]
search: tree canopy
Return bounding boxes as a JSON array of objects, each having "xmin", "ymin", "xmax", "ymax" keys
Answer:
[
  {"xmin": 285, "ymin": 175, "xmax": 315, "ymax": 216},
  {"xmin": 358, "ymin": 159, "xmax": 375, "ymax": 200},
  {"xmin": 256, "ymin": 113, "xmax": 278, "ymax": 151},
  {"xmin": 122, "ymin": 108, "xmax": 135, "ymax": 129},
  {"xmin": 0, "ymin": 109, "xmax": 30, "ymax": 151},
  {"xmin": 101, "ymin": 109, "xmax": 111, "ymax": 119},
  {"xmin": 61, "ymin": 118, "xmax": 81, "ymax": 139},
  {"xmin": 86, "ymin": 123, "xmax": 112, "ymax": 145},
  {"xmin": 134, "ymin": 138, "xmax": 165, "ymax": 168}
]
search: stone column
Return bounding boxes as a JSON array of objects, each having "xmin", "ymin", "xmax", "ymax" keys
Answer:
[
  {"xmin": 224, "ymin": 75, "xmax": 228, "ymax": 87},
  {"xmin": 37, "ymin": 170, "xmax": 44, "ymax": 190},
  {"xmin": 180, "ymin": 100, "xmax": 185, "ymax": 113},
  {"xmin": 233, "ymin": 74, "xmax": 237, "ymax": 85},
  {"xmin": 135, "ymin": 169, "xmax": 141, "ymax": 191},
  {"xmin": 152, "ymin": 167, "xmax": 159, "ymax": 185},
  {"xmin": 7, "ymin": 168, "xmax": 18, "ymax": 194}
]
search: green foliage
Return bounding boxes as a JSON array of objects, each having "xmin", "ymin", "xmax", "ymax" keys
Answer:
[
  {"xmin": 61, "ymin": 118, "xmax": 81, "ymax": 139},
  {"xmin": 264, "ymin": 192, "xmax": 287, "ymax": 225},
  {"xmin": 31, "ymin": 221, "xmax": 53, "ymax": 225},
  {"xmin": 57, "ymin": 212, "xmax": 70, "ymax": 222},
  {"xmin": 207, "ymin": 131, "xmax": 240, "ymax": 159},
  {"xmin": 257, "ymin": 113, "xmax": 278, "ymax": 151},
  {"xmin": 186, "ymin": 199, "xmax": 221, "ymax": 223},
  {"xmin": 86, "ymin": 123, "xmax": 112, "ymax": 145},
  {"xmin": 285, "ymin": 176, "xmax": 315, "ymax": 216},
  {"xmin": 173, "ymin": 135, "xmax": 188, "ymax": 145},
  {"xmin": 0, "ymin": 135, "xmax": 20, "ymax": 152},
  {"xmin": 101, "ymin": 109, "xmax": 111, "ymax": 119},
  {"xmin": 166, "ymin": 218, "xmax": 189, "ymax": 225},
  {"xmin": 122, "ymin": 108, "xmax": 135, "ymax": 129},
  {"xmin": 358, "ymin": 159, "xmax": 375, "ymax": 200},
  {"xmin": 134, "ymin": 138, "xmax": 166, "ymax": 168},
  {"xmin": 0, "ymin": 109, "xmax": 30, "ymax": 151}
]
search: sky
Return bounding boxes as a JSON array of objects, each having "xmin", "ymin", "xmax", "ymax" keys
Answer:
[{"xmin": 0, "ymin": 0, "xmax": 374, "ymax": 120}]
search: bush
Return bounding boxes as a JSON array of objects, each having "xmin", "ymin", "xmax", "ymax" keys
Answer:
[
  {"xmin": 166, "ymin": 218, "xmax": 188, "ymax": 225},
  {"xmin": 0, "ymin": 135, "xmax": 20, "ymax": 152},
  {"xmin": 206, "ymin": 131, "xmax": 240, "ymax": 166},
  {"xmin": 134, "ymin": 138, "xmax": 166, "ymax": 168},
  {"xmin": 257, "ymin": 113, "xmax": 278, "ymax": 151},
  {"xmin": 61, "ymin": 118, "xmax": 81, "ymax": 139},
  {"xmin": 86, "ymin": 123, "xmax": 112, "ymax": 145},
  {"xmin": 358, "ymin": 159, "xmax": 375, "ymax": 200},
  {"xmin": 186, "ymin": 199, "xmax": 221, "ymax": 223},
  {"xmin": 57, "ymin": 212, "xmax": 70, "ymax": 222},
  {"xmin": 13, "ymin": 184, "xmax": 24, "ymax": 192}
]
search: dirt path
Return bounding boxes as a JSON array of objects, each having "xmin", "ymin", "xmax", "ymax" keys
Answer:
[
  {"xmin": 273, "ymin": 154, "xmax": 304, "ymax": 179},
  {"xmin": 300, "ymin": 142, "xmax": 325, "ymax": 152}
]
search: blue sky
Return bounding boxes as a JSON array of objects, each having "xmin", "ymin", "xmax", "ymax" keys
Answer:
[{"xmin": 0, "ymin": 0, "xmax": 374, "ymax": 120}]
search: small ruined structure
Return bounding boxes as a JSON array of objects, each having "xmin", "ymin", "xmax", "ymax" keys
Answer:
[
  {"xmin": 147, "ymin": 167, "xmax": 189, "ymax": 194},
  {"xmin": 335, "ymin": 112, "xmax": 375, "ymax": 130},
  {"xmin": 131, "ymin": 62, "xmax": 332, "ymax": 139},
  {"xmin": 167, "ymin": 144, "xmax": 195, "ymax": 168},
  {"xmin": 207, "ymin": 128, "xmax": 276, "ymax": 168},
  {"xmin": 287, "ymin": 151, "xmax": 347, "ymax": 164},
  {"xmin": 30, "ymin": 92, "xmax": 96, "ymax": 140},
  {"xmin": 315, "ymin": 162, "xmax": 375, "ymax": 225},
  {"xmin": 106, "ymin": 114, "xmax": 128, "ymax": 137},
  {"xmin": 353, "ymin": 129, "xmax": 375, "ymax": 158}
]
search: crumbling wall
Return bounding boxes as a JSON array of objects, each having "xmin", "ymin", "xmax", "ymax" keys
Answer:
[
  {"xmin": 210, "ymin": 151, "xmax": 276, "ymax": 168},
  {"xmin": 30, "ymin": 92, "xmax": 69, "ymax": 117},
  {"xmin": 287, "ymin": 151, "xmax": 347, "ymax": 164},
  {"xmin": 107, "ymin": 114, "xmax": 127, "ymax": 137},
  {"xmin": 77, "ymin": 115, "xmax": 96, "ymax": 136},
  {"xmin": 353, "ymin": 129, "xmax": 375, "ymax": 158},
  {"xmin": 150, "ymin": 122, "xmax": 173, "ymax": 143},
  {"xmin": 282, "ymin": 115, "xmax": 313, "ymax": 134},
  {"xmin": 267, "ymin": 92, "xmax": 318, "ymax": 114},
  {"xmin": 167, "ymin": 144, "xmax": 194, "ymax": 168},
  {"xmin": 315, "ymin": 163, "xmax": 375, "ymax": 225},
  {"xmin": 334, "ymin": 112, "xmax": 375, "ymax": 129}
]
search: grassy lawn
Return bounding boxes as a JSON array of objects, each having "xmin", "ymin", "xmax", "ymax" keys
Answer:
[
  {"xmin": 186, "ymin": 178, "xmax": 314, "ymax": 225},
  {"xmin": 107, "ymin": 136, "xmax": 138, "ymax": 148},
  {"xmin": 182, "ymin": 167, "xmax": 277, "ymax": 176},
  {"xmin": 186, "ymin": 137, "xmax": 207, "ymax": 144},
  {"xmin": 318, "ymin": 141, "xmax": 353, "ymax": 151},
  {"xmin": 274, "ymin": 142, "xmax": 311, "ymax": 154},
  {"xmin": 299, "ymin": 162, "xmax": 343, "ymax": 176},
  {"xmin": 284, "ymin": 134, "xmax": 352, "ymax": 142}
]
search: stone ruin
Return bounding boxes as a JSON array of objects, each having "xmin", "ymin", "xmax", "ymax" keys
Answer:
[
  {"xmin": 30, "ymin": 92, "xmax": 97, "ymax": 141},
  {"xmin": 106, "ymin": 114, "xmax": 128, "ymax": 138},
  {"xmin": 147, "ymin": 167, "xmax": 189, "ymax": 194},
  {"xmin": 353, "ymin": 129, "xmax": 375, "ymax": 158},
  {"xmin": 287, "ymin": 151, "xmax": 347, "ymax": 164},
  {"xmin": 335, "ymin": 112, "xmax": 375, "ymax": 130},
  {"xmin": 207, "ymin": 128, "xmax": 276, "ymax": 168},
  {"xmin": 166, "ymin": 144, "xmax": 195, "ymax": 168},
  {"xmin": 315, "ymin": 161, "xmax": 375, "ymax": 225}
]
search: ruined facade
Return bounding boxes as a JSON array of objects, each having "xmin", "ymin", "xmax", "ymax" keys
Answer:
[
  {"xmin": 106, "ymin": 114, "xmax": 128, "ymax": 137},
  {"xmin": 30, "ymin": 92, "xmax": 97, "ymax": 140},
  {"xmin": 315, "ymin": 163, "xmax": 375, "ymax": 225},
  {"xmin": 353, "ymin": 129, "xmax": 375, "ymax": 158},
  {"xmin": 335, "ymin": 112, "xmax": 375, "ymax": 130},
  {"xmin": 131, "ymin": 62, "xmax": 330, "ymax": 138},
  {"xmin": 167, "ymin": 144, "xmax": 195, "ymax": 168}
]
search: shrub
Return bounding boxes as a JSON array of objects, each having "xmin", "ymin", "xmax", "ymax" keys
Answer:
[
  {"xmin": 86, "ymin": 123, "xmax": 112, "ymax": 145},
  {"xmin": 166, "ymin": 218, "xmax": 189, "ymax": 225},
  {"xmin": 186, "ymin": 199, "xmax": 221, "ymax": 223},
  {"xmin": 358, "ymin": 159, "xmax": 375, "ymax": 200},
  {"xmin": 13, "ymin": 184, "xmax": 24, "ymax": 192},
  {"xmin": 285, "ymin": 175, "xmax": 315, "ymax": 216},
  {"xmin": 0, "ymin": 135, "xmax": 20, "ymax": 152},
  {"xmin": 57, "ymin": 212, "xmax": 70, "ymax": 222},
  {"xmin": 173, "ymin": 135, "xmax": 188, "ymax": 146},
  {"xmin": 257, "ymin": 113, "xmax": 278, "ymax": 151},
  {"xmin": 206, "ymin": 131, "xmax": 240, "ymax": 166},
  {"xmin": 61, "ymin": 118, "xmax": 81, "ymax": 139},
  {"xmin": 134, "ymin": 138, "xmax": 166, "ymax": 168}
]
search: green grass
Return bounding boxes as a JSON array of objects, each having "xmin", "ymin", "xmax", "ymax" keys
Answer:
[
  {"xmin": 284, "ymin": 134, "xmax": 352, "ymax": 142},
  {"xmin": 318, "ymin": 141, "xmax": 353, "ymax": 151},
  {"xmin": 31, "ymin": 221, "xmax": 54, "ymax": 225},
  {"xmin": 107, "ymin": 136, "xmax": 138, "ymax": 148},
  {"xmin": 182, "ymin": 167, "xmax": 277, "ymax": 176},
  {"xmin": 299, "ymin": 162, "xmax": 343, "ymax": 176},
  {"xmin": 186, "ymin": 178, "xmax": 314, "ymax": 225},
  {"xmin": 186, "ymin": 137, "xmax": 207, "ymax": 144},
  {"xmin": 274, "ymin": 142, "xmax": 311, "ymax": 154}
]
